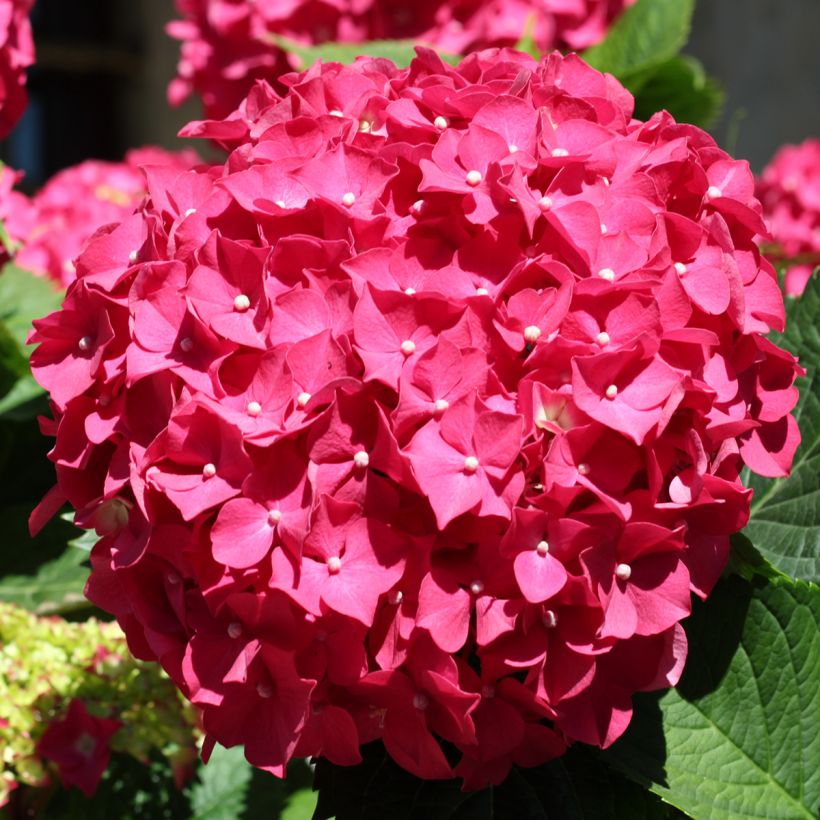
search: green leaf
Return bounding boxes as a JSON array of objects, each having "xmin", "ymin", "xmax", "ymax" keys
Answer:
[
  {"xmin": 0, "ymin": 317, "xmax": 28, "ymax": 400},
  {"xmin": 582, "ymin": 0, "xmax": 695, "ymax": 79},
  {"xmin": 189, "ymin": 745, "xmax": 254, "ymax": 820},
  {"xmin": 743, "ymin": 273, "xmax": 820, "ymax": 582},
  {"xmin": 281, "ymin": 788, "xmax": 318, "ymax": 820},
  {"xmin": 0, "ymin": 373, "xmax": 48, "ymax": 420},
  {"xmin": 0, "ymin": 264, "xmax": 63, "ymax": 355},
  {"xmin": 605, "ymin": 576, "xmax": 820, "ymax": 819},
  {"xmin": 0, "ymin": 541, "xmax": 90, "ymax": 615},
  {"xmin": 728, "ymin": 533, "xmax": 790, "ymax": 583},
  {"xmin": 630, "ymin": 56, "xmax": 724, "ymax": 129},
  {"xmin": 268, "ymin": 35, "xmax": 459, "ymax": 70}
]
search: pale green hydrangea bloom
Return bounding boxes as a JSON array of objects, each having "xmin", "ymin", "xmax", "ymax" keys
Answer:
[{"xmin": 0, "ymin": 602, "xmax": 199, "ymax": 807}]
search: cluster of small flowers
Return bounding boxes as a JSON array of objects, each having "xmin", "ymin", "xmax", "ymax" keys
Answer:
[
  {"xmin": 2, "ymin": 147, "xmax": 200, "ymax": 286},
  {"xmin": 756, "ymin": 138, "xmax": 820, "ymax": 297},
  {"xmin": 31, "ymin": 49, "xmax": 801, "ymax": 787},
  {"xmin": 168, "ymin": 0, "xmax": 635, "ymax": 119},
  {"xmin": 0, "ymin": 602, "xmax": 198, "ymax": 807},
  {"xmin": 0, "ymin": 0, "xmax": 34, "ymax": 137}
]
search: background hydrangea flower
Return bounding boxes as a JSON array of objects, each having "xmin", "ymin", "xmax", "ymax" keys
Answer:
[
  {"xmin": 0, "ymin": 602, "xmax": 198, "ymax": 807},
  {"xmin": 4, "ymin": 147, "xmax": 201, "ymax": 286},
  {"xmin": 0, "ymin": 0, "xmax": 34, "ymax": 137},
  {"xmin": 30, "ymin": 48, "xmax": 802, "ymax": 788},
  {"xmin": 756, "ymin": 137, "xmax": 820, "ymax": 297},
  {"xmin": 168, "ymin": 0, "xmax": 636, "ymax": 119}
]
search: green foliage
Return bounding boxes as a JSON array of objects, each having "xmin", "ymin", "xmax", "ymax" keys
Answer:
[
  {"xmin": 269, "ymin": 35, "xmax": 459, "ymax": 70},
  {"xmin": 580, "ymin": 0, "xmax": 724, "ymax": 130},
  {"xmin": 605, "ymin": 576, "xmax": 820, "ymax": 819},
  {"xmin": 0, "ymin": 541, "xmax": 89, "ymax": 614},
  {"xmin": 282, "ymin": 787, "xmax": 319, "ymax": 820},
  {"xmin": 0, "ymin": 264, "xmax": 62, "ymax": 418},
  {"xmin": 743, "ymin": 274, "xmax": 820, "ymax": 582},
  {"xmin": 11, "ymin": 752, "xmax": 193, "ymax": 820},
  {"xmin": 189, "ymin": 745, "xmax": 255, "ymax": 820},
  {"xmin": 0, "ymin": 264, "xmax": 63, "ymax": 354},
  {"xmin": 629, "ymin": 56, "xmax": 724, "ymax": 129},
  {"xmin": 0, "ymin": 602, "xmax": 199, "ymax": 810},
  {"xmin": 312, "ymin": 742, "xmax": 677, "ymax": 820},
  {"xmin": 582, "ymin": 0, "xmax": 695, "ymax": 79},
  {"xmin": 189, "ymin": 745, "xmax": 316, "ymax": 820}
]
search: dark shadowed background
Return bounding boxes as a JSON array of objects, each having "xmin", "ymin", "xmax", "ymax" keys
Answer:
[{"xmin": 2, "ymin": 0, "xmax": 818, "ymax": 188}]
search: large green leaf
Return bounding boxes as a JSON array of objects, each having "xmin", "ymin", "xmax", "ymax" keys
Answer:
[
  {"xmin": 189, "ymin": 745, "xmax": 254, "ymax": 820},
  {"xmin": 582, "ymin": 0, "xmax": 695, "ymax": 80},
  {"xmin": 0, "ymin": 372, "xmax": 49, "ymax": 420},
  {"xmin": 605, "ymin": 576, "xmax": 820, "ymax": 819},
  {"xmin": 0, "ymin": 542, "xmax": 90, "ymax": 615},
  {"xmin": 630, "ymin": 56, "xmax": 724, "ymax": 129},
  {"xmin": 743, "ymin": 274, "xmax": 820, "ymax": 582},
  {"xmin": 0, "ymin": 264, "xmax": 63, "ymax": 354},
  {"xmin": 187, "ymin": 745, "xmax": 315, "ymax": 820},
  {"xmin": 269, "ymin": 35, "xmax": 459, "ymax": 70},
  {"xmin": 0, "ymin": 316, "xmax": 28, "ymax": 395},
  {"xmin": 281, "ymin": 788, "xmax": 318, "ymax": 820},
  {"xmin": 313, "ymin": 742, "xmax": 676, "ymax": 820}
]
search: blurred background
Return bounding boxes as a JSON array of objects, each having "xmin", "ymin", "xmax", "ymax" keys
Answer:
[{"xmin": 1, "ymin": 0, "xmax": 819, "ymax": 189}]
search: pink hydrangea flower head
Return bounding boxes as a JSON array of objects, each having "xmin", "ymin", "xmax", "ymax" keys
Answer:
[
  {"xmin": 5, "ymin": 147, "xmax": 201, "ymax": 286},
  {"xmin": 35, "ymin": 699, "xmax": 121, "ymax": 797},
  {"xmin": 756, "ymin": 138, "xmax": 820, "ymax": 296},
  {"xmin": 168, "ymin": 0, "xmax": 636, "ymax": 119},
  {"xmin": 0, "ymin": 0, "xmax": 34, "ymax": 137},
  {"xmin": 31, "ymin": 48, "xmax": 802, "ymax": 788}
]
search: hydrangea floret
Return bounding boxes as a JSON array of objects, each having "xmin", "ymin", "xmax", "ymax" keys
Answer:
[
  {"xmin": 3, "ymin": 147, "xmax": 200, "ymax": 286},
  {"xmin": 168, "ymin": 0, "xmax": 635, "ymax": 119},
  {"xmin": 0, "ymin": 602, "xmax": 199, "ymax": 807},
  {"xmin": 30, "ymin": 48, "xmax": 802, "ymax": 788},
  {"xmin": 0, "ymin": 0, "xmax": 34, "ymax": 137},
  {"xmin": 756, "ymin": 138, "xmax": 820, "ymax": 297}
]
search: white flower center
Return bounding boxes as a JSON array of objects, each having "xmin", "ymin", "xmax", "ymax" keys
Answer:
[
  {"xmin": 536, "ymin": 540, "xmax": 550, "ymax": 556},
  {"xmin": 233, "ymin": 293, "xmax": 251, "ymax": 312},
  {"xmin": 597, "ymin": 268, "xmax": 615, "ymax": 281},
  {"xmin": 327, "ymin": 556, "xmax": 342, "ymax": 574},
  {"xmin": 400, "ymin": 339, "xmax": 416, "ymax": 355},
  {"xmin": 202, "ymin": 463, "xmax": 217, "ymax": 479},
  {"xmin": 342, "ymin": 192, "xmax": 356, "ymax": 207},
  {"xmin": 465, "ymin": 170, "xmax": 483, "ymax": 187},
  {"xmin": 353, "ymin": 451, "xmax": 369, "ymax": 468},
  {"xmin": 615, "ymin": 562, "xmax": 632, "ymax": 581},
  {"xmin": 523, "ymin": 325, "xmax": 542, "ymax": 343},
  {"xmin": 246, "ymin": 401, "xmax": 262, "ymax": 416},
  {"xmin": 463, "ymin": 456, "xmax": 479, "ymax": 473}
]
